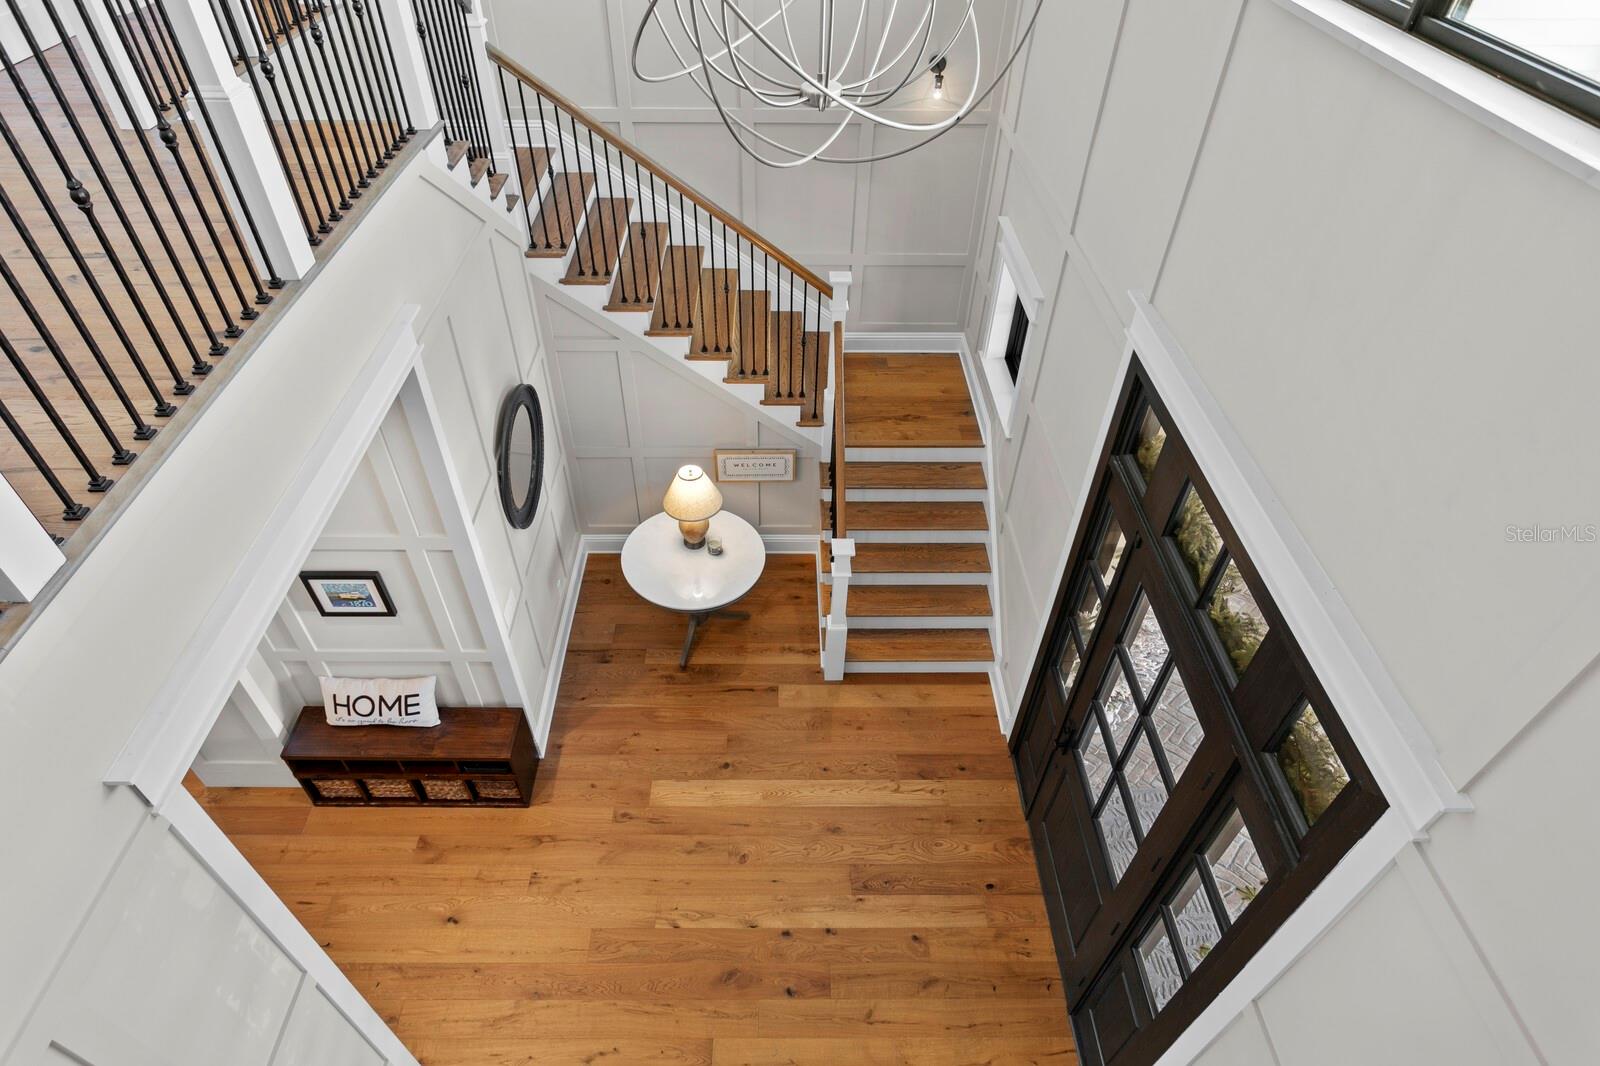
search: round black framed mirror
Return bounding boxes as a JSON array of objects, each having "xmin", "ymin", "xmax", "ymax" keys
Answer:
[{"xmin": 496, "ymin": 384, "xmax": 544, "ymax": 530}]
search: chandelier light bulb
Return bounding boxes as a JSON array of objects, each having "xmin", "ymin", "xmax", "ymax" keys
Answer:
[{"xmin": 631, "ymin": 0, "xmax": 1045, "ymax": 168}]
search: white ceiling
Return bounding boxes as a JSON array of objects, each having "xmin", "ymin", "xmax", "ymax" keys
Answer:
[{"xmin": 485, "ymin": 0, "xmax": 1026, "ymax": 332}]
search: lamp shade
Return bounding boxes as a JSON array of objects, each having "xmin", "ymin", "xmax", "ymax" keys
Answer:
[{"xmin": 662, "ymin": 464, "xmax": 722, "ymax": 522}]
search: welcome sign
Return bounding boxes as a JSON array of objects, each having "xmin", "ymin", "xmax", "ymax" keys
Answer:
[{"xmin": 320, "ymin": 676, "xmax": 441, "ymax": 728}]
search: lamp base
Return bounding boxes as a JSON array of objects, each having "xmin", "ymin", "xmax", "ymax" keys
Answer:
[{"xmin": 677, "ymin": 517, "xmax": 710, "ymax": 549}]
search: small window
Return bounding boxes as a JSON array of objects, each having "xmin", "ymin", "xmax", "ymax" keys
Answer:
[{"xmin": 1003, "ymin": 296, "xmax": 1029, "ymax": 384}]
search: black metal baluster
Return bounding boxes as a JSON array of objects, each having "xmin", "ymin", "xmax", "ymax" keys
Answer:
[
  {"xmin": 0, "ymin": 251, "xmax": 138, "ymax": 467},
  {"xmin": 239, "ymin": 0, "xmax": 342, "ymax": 233},
  {"xmin": 411, "ymin": 0, "xmax": 456, "ymax": 144},
  {"xmin": 441, "ymin": 0, "xmax": 494, "ymax": 171},
  {"xmin": 425, "ymin": 0, "xmax": 473, "ymax": 154},
  {"xmin": 576, "ymin": 122, "xmax": 600, "ymax": 276},
  {"xmin": 524, "ymin": 86, "xmax": 553, "ymax": 249},
  {"xmin": 0, "ymin": 387, "xmax": 89, "ymax": 523},
  {"xmin": 271, "ymin": 0, "xmax": 359, "ymax": 201},
  {"xmin": 308, "ymin": 0, "xmax": 378, "ymax": 185},
  {"xmin": 325, "ymin": 0, "xmax": 396, "ymax": 163},
  {"xmin": 627, "ymin": 158, "xmax": 645, "ymax": 304},
  {"xmin": 117, "ymin": 0, "xmax": 256, "ymax": 325},
  {"xmin": 0, "ymin": 329, "xmax": 110, "ymax": 498},
  {"xmin": 692, "ymin": 202, "xmax": 709, "ymax": 350},
  {"xmin": 369, "ymin": 0, "xmax": 415, "ymax": 135},
  {"xmin": 788, "ymin": 271, "xmax": 798, "ymax": 399},
  {"xmin": 552, "ymin": 105, "xmax": 578, "ymax": 255},
  {"xmin": 351, "ymin": 0, "xmax": 408, "ymax": 145},
  {"xmin": 203, "ymin": 0, "xmax": 322, "ymax": 241},
  {"xmin": 667, "ymin": 186, "xmax": 684, "ymax": 329},
  {"xmin": 581, "ymin": 128, "xmax": 606, "ymax": 278}
]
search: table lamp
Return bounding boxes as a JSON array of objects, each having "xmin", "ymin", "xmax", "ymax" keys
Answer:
[{"xmin": 662, "ymin": 464, "xmax": 722, "ymax": 549}]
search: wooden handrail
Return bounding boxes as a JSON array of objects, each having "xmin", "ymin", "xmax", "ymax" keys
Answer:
[
  {"xmin": 831, "ymin": 320, "xmax": 847, "ymax": 540},
  {"xmin": 488, "ymin": 44, "xmax": 832, "ymax": 300}
]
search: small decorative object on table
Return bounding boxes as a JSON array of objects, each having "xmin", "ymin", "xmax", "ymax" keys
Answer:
[
  {"xmin": 662, "ymin": 464, "xmax": 722, "ymax": 549},
  {"xmin": 706, "ymin": 534, "xmax": 724, "ymax": 556}
]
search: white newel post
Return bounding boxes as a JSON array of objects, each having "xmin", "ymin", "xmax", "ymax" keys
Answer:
[
  {"xmin": 163, "ymin": 0, "xmax": 316, "ymax": 280},
  {"xmin": 380, "ymin": 0, "xmax": 441, "ymax": 133},
  {"xmin": 465, "ymin": 0, "xmax": 510, "ymax": 169},
  {"xmin": 823, "ymin": 539, "xmax": 855, "ymax": 681},
  {"xmin": 824, "ymin": 270, "xmax": 853, "ymax": 461},
  {"xmin": 0, "ymin": 478, "xmax": 64, "ymax": 602}
]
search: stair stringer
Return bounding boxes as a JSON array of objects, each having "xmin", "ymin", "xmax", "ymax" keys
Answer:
[{"xmin": 526, "ymin": 272, "xmax": 826, "ymax": 453}]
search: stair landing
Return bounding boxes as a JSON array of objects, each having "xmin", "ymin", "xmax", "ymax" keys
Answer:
[{"xmin": 844, "ymin": 353, "xmax": 982, "ymax": 450}]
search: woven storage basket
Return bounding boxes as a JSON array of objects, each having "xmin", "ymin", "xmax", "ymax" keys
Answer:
[
  {"xmin": 422, "ymin": 778, "xmax": 472, "ymax": 802},
  {"xmin": 473, "ymin": 778, "xmax": 521, "ymax": 800},
  {"xmin": 311, "ymin": 779, "xmax": 363, "ymax": 800},
  {"xmin": 363, "ymin": 779, "xmax": 417, "ymax": 800}
]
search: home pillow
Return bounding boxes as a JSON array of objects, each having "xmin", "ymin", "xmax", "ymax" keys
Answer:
[{"xmin": 320, "ymin": 676, "xmax": 440, "ymax": 727}]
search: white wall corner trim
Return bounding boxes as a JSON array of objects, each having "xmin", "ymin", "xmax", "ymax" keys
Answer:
[
  {"xmin": 1273, "ymin": 0, "xmax": 1600, "ymax": 192},
  {"xmin": 532, "ymin": 528, "xmax": 591, "ymax": 752},
  {"xmin": 104, "ymin": 306, "xmax": 425, "ymax": 809},
  {"xmin": 162, "ymin": 786, "xmax": 420, "ymax": 1066},
  {"xmin": 1126, "ymin": 294, "xmax": 1468, "ymax": 837}
]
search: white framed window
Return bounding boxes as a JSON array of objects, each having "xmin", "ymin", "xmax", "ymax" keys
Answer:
[{"xmin": 979, "ymin": 217, "xmax": 1045, "ymax": 438}]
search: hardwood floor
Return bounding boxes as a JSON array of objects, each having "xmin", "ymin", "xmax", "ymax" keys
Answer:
[
  {"xmin": 843, "ymin": 354, "xmax": 983, "ymax": 449},
  {"xmin": 193, "ymin": 554, "xmax": 1074, "ymax": 1065}
]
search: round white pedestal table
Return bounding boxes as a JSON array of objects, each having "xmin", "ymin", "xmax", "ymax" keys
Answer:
[{"xmin": 620, "ymin": 510, "xmax": 766, "ymax": 668}]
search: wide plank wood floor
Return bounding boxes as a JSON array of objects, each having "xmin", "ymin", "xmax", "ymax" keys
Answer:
[
  {"xmin": 192, "ymin": 554, "xmax": 1074, "ymax": 1065},
  {"xmin": 844, "ymin": 353, "xmax": 983, "ymax": 449}
]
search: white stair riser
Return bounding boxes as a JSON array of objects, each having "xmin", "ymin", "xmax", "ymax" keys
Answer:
[
  {"xmin": 846, "ymin": 616, "xmax": 992, "ymax": 630},
  {"xmin": 846, "ymin": 447, "xmax": 985, "ymax": 463},
  {"xmin": 844, "ymin": 661, "xmax": 991, "ymax": 674},
  {"xmin": 825, "ymin": 487, "xmax": 986, "ymax": 503},
  {"xmin": 849, "ymin": 529, "xmax": 987, "ymax": 544},
  {"xmin": 827, "ymin": 571, "xmax": 990, "ymax": 586}
]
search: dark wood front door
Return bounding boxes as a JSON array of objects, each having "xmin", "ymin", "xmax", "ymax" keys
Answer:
[{"xmin": 1011, "ymin": 362, "xmax": 1387, "ymax": 1065}]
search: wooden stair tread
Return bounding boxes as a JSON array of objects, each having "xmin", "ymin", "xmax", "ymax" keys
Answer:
[
  {"xmin": 823, "ymin": 584, "xmax": 992, "ymax": 617},
  {"xmin": 528, "ymin": 172, "xmax": 596, "ymax": 256},
  {"xmin": 726, "ymin": 290, "xmax": 771, "ymax": 383},
  {"xmin": 843, "ymin": 352, "xmax": 983, "ymax": 449},
  {"xmin": 607, "ymin": 222, "xmax": 669, "ymax": 310},
  {"xmin": 845, "ymin": 628, "xmax": 994, "ymax": 663},
  {"xmin": 445, "ymin": 139, "xmax": 468, "ymax": 169},
  {"xmin": 834, "ymin": 542, "xmax": 991, "ymax": 574},
  {"xmin": 563, "ymin": 197, "xmax": 633, "ymax": 284},
  {"xmin": 468, "ymin": 156, "xmax": 490, "ymax": 185},
  {"xmin": 687, "ymin": 268, "xmax": 740, "ymax": 360},
  {"xmin": 824, "ymin": 461, "xmax": 986, "ymax": 490},
  {"xmin": 648, "ymin": 246, "xmax": 704, "ymax": 334},
  {"xmin": 487, "ymin": 171, "xmax": 509, "ymax": 199},
  {"xmin": 839, "ymin": 501, "xmax": 988, "ymax": 531}
]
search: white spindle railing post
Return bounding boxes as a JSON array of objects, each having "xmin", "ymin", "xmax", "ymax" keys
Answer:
[
  {"xmin": 822, "ymin": 539, "xmax": 854, "ymax": 681},
  {"xmin": 163, "ymin": 0, "xmax": 316, "ymax": 279},
  {"xmin": 0, "ymin": 479, "xmax": 64, "ymax": 602},
  {"xmin": 381, "ymin": 0, "xmax": 441, "ymax": 132},
  {"xmin": 464, "ymin": 0, "xmax": 510, "ymax": 170}
]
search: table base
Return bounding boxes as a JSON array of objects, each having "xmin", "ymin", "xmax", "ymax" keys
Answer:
[{"xmin": 680, "ymin": 608, "xmax": 750, "ymax": 669}]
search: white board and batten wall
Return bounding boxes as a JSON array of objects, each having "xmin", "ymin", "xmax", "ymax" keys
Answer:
[
  {"xmin": 0, "ymin": 143, "xmax": 579, "ymax": 1064},
  {"xmin": 538, "ymin": 298, "xmax": 821, "ymax": 542},
  {"xmin": 962, "ymin": 0, "xmax": 1600, "ymax": 1062}
]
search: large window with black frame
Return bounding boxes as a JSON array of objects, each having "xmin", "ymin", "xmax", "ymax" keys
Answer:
[
  {"xmin": 1339, "ymin": 0, "xmax": 1600, "ymax": 125},
  {"xmin": 1009, "ymin": 362, "xmax": 1388, "ymax": 1066}
]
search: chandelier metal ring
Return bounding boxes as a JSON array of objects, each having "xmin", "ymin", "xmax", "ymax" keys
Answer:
[{"xmin": 631, "ymin": 0, "xmax": 1047, "ymax": 167}]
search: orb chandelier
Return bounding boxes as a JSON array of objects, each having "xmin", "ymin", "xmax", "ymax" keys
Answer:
[{"xmin": 631, "ymin": 0, "xmax": 1047, "ymax": 167}]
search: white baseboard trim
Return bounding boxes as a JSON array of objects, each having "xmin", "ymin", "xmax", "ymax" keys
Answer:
[
  {"xmin": 843, "ymin": 331, "xmax": 969, "ymax": 354},
  {"xmin": 581, "ymin": 532, "xmax": 821, "ymax": 554},
  {"xmin": 532, "ymin": 533, "xmax": 590, "ymax": 754}
]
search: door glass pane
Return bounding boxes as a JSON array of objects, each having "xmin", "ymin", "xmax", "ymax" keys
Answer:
[
  {"xmin": 1276, "ymin": 702, "xmax": 1351, "ymax": 828},
  {"xmin": 1076, "ymin": 581, "xmax": 1103, "ymax": 644},
  {"xmin": 1173, "ymin": 487, "xmax": 1222, "ymax": 589},
  {"xmin": 1170, "ymin": 869, "xmax": 1224, "ymax": 970},
  {"xmin": 1446, "ymin": 0, "xmax": 1600, "ymax": 83},
  {"xmin": 1133, "ymin": 407, "xmax": 1167, "ymax": 483},
  {"xmin": 1079, "ymin": 718, "xmax": 1114, "ymax": 801},
  {"xmin": 1138, "ymin": 921, "xmax": 1184, "ymax": 1012},
  {"xmin": 1124, "ymin": 593, "xmax": 1169, "ymax": 701},
  {"xmin": 1124, "ymin": 731, "xmax": 1168, "ymax": 835},
  {"xmin": 1206, "ymin": 559, "xmax": 1269, "ymax": 675},
  {"xmin": 1096, "ymin": 517, "xmax": 1128, "ymax": 589},
  {"xmin": 1150, "ymin": 669, "xmax": 1203, "ymax": 785},
  {"xmin": 1206, "ymin": 810, "xmax": 1267, "ymax": 923},
  {"xmin": 1057, "ymin": 637, "xmax": 1082, "ymax": 695},
  {"xmin": 1098, "ymin": 663, "xmax": 1139, "ymax": 755},
  {"xmin": 1098, "ymin": 787, "xmax": 1139, "ymax": 883}
]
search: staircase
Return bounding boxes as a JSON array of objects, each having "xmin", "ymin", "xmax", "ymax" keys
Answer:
[{"xmin": 821, "ymin": 353, "xmax": 996, "ymax": 675}]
